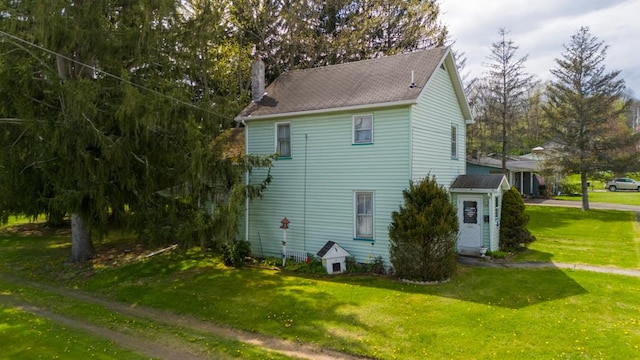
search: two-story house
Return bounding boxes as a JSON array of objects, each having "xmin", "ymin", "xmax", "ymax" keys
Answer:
[{"xmin": 235, "ymin": 47, "xmax": 475, "ymax": 266}]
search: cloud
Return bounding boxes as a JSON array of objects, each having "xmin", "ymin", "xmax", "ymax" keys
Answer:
[{"xmin": 441, "ymin": 0, "xmax": 640, "ymax": 95}]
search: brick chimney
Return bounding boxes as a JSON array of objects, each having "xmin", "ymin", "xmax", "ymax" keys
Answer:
[{"xmin": 251, "ymin": 56, "xmax": 265, "ymax": 102}]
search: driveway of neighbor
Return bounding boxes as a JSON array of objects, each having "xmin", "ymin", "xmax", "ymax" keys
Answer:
[{"xmin": 525, "ymin": 197, "xmax": 640, "ymax": 212}]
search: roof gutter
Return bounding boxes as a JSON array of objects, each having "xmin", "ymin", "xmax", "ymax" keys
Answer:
[
  {"xmin": 234, "ymin": 99, "xmax": 418, "ymax": 122},
  {"xmin": 449, "ymin": 188, "xmax": 504, "ymax": 194}
]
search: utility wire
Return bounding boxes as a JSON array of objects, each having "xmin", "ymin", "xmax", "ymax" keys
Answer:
[{"xmin": 0, "ymin": 29, "xmax": 235, "ymax": 120}]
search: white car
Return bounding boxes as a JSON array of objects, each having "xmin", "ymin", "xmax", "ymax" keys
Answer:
[{"xmin": 606, "ymin": 178, "xmax": 640, "ymax": 191}]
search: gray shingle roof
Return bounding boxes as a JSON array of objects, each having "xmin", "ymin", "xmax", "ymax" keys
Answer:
[
  {"xmin": 450, "ymin": 175, "xmax": 509, "ymax": 191},
  {"xmin": 237, "ymin": 47, "xmax": 457, "ymax": 119},
  {"xmin": 467, "ymin": 155, "xmax": 536, "ymax": 172},
  {"xmin": 316, "ymin": 241, "xmax": 337, "ymax": 258}
]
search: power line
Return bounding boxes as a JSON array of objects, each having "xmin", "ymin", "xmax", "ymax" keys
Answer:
[{"xmin": 0, "ymin": 29, "xmax": 235, "ymax": 120}]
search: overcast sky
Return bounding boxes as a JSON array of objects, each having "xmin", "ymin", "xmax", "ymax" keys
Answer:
[{"xmin": 440, "ymin": 0, "xmax": 640, "ymax": 98}]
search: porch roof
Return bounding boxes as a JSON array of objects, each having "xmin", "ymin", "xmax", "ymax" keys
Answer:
[{"xmin": 450, "ymin": 175, "xmax": 510, "ymax": 193}]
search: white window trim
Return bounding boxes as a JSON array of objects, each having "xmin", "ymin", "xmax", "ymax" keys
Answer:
[
  {"xmin": 352, "ymin": 114, "xmax": 373, "ymax": 144},
  {"xmin": 451, "ymin": 124, "xmax": 458, "ymax": 159},
  {"xmin": 275, "ymin": 122, "xmax": 291, "ymax": 158},
  {"xmin": 353, "ymin": 190, "xmax": 374, "ymax": 240}
]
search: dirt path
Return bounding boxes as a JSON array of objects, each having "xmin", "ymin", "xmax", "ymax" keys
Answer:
[
  {"xmin": 4, "ymin": 199, "xmax": 636, "ymax": 359},
  {"xmin": 0, "ymin": 294, "xmax": 207, "ymax": 360},
  {"xmin": 0, "ymin": 275, "xmax": 370, "ymax": 360}
]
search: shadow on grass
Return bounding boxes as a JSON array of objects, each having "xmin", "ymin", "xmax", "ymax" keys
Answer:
[
  {"xmin": 512, "ymin": 248, "xmax": 555, "ymax": 263},
  {"xmin": 0, "ymin": 229, "xmax": 587, "ymax": 357},
  {"xmin": 317, "ymin": 262, "xmax": 588, "ymax": 310}
]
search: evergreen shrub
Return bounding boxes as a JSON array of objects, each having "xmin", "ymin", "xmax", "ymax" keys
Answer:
[
  {"xmin": 499, "ymin": 186, "xmax": 536, "ymax": 251},
  {"xmin": 388, "ymin": 176, "xmax": 458, "ymax": 282}
]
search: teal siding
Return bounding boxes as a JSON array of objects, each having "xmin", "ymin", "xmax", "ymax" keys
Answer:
[
  {"xmin": 466, "ymin": 164, "xmax": 491, "ymax": 175},
  {"xmin": 243, "ymin": 56, "xmax": 471, "ymax": 266},
  {"xmin": 410, "ymin": 65, "xmax": 466, "ymax": 187},
  {"xmin": 245, "ymin": 107, "xmax": 411, "ymax": 265}
]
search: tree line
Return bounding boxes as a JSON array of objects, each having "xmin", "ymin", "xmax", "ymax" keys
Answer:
[{"xmin": 466, "ymin": 27, "xmax": 639, "ymax": 210}]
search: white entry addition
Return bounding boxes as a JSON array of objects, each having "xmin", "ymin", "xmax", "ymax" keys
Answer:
[{"xmin": 457, "ymin": 196, "xmax": 483, "ymax": 253}]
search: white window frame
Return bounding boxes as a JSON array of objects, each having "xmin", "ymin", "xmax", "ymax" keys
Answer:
[
  {"xmin": 352, "ymin": 115, "xmax": 373, "ymax": 144},
  {"xmin": 354, "ymin": 191, "xmax": 374, "ymax": 239},
  {"xmin": 275, "ymin": 122, "xmax": 291, "ymax": 158},
  {"xmin": 451, "ymin": 124, "xmax": 458, "ymax": 159}
]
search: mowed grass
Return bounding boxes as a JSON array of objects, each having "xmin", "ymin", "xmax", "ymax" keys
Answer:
[
  {"xmin": 1, "ymin": 223, "xmax": 639, "ymax": 360},
  {"xmin": 0, "ymin": 305, "xmax": 147, "ymax": 360},
  {"xmin": 74, "ymin": 254, "xmax": 640, "ymax": 359},
  {"xmin": 555, "ymin": 190, "xmax": 640, "ymax": 206},
  {"xmin": 520, "ymin": 206, "xmax": 640, "ymax": 268},
  {"xmin": 0, "ymin": 228, "xmax": 294, "ymax": 360}
]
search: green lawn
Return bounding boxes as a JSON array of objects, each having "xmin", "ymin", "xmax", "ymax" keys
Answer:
[
  {"xmin": 0, "ymin": 303, "xmax": 146, "ymax": 360},
  {"xmin": 0, "ymin": 230, "xmax": 293, "ymax": 360},
  {"xmin": 519, "ymin": 206, "xmax": 640, "ymax": 268},
  {"xmin": 1, "ymin": 223, "xmax": 639, "ymax": 360},
  {"xmin": 555, "ymin": 191, "xmax": 640, "ymax": 206}
]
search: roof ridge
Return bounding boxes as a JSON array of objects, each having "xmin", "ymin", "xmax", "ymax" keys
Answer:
[
  {"xmin": 237, "ymin": 46, "xmax": 455, "ymax": 120},
  {"xmin": 277, "ymin": 46, "xmax": 449, "ymax": 75}
]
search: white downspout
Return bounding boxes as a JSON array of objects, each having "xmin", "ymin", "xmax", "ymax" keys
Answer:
[
  {"xmin": 243, "ymin": 120, "xmax": 249, "ymax": 242},
  {"xmin": 488, "ymin": 193, "xmax": 494, "ymax": 250}
]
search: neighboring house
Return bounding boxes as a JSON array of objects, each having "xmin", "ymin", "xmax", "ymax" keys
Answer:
[
  {"xmin": 235, "ymin": 47, "xmax": 473, "ymax": 265},
  {"xmin": 466, "ymin": 153, "xmax": 545, "ymax": 196}
]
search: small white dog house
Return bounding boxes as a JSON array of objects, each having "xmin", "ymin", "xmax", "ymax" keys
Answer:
[
  {"xmin": 317, "ymin": 241, "xmax": 350, "ymax": 275},
  {"xmin": 450, "ymin": 174, "xmax": 510, "ymax": 256}
]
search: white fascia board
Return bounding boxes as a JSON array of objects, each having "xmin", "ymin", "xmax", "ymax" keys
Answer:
[{"xmin": 234, "ymin": 99, "xmax": 417, "ymax": 122}]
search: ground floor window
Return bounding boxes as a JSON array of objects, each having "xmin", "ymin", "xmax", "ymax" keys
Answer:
[{"xmin": 355, "ymin": 191, "xmax": 373, "ymax": 239}]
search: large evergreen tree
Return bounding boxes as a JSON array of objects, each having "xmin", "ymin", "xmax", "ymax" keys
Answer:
[
  {"xmin": 1, "ymin": 0, "xmax": 446, "ymax": 262},
  {"xmin": 231, "ymin": 0, "xmax": 448, "ymax": 82},
  {"xmin": 544, "ymin": 27, "xmax": 635, "ymax": 210},
  {"xmin": 0, "ymin": 0, "xmax": 271, "ymax": 262}
]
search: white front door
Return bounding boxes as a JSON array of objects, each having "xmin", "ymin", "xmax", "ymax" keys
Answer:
[{"xmin": 457, "ymin": 196, "xmax": 483, "ymax": 253}]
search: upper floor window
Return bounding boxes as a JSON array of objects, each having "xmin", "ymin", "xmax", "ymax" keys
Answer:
[
  {"xmin": 276, "ymin": 122, "xmax": 291, "ymax": 158},
  {"xmin": 451, "ymin": 125, "xmax": 458, "ymax": 159},
  {"xmin": 353, "ymin": 115, "xmax": 373, "ymax": 144}
]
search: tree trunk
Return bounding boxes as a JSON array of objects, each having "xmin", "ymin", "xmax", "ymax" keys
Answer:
[
  {"xmin": 57, "ymin": 53, "xmax": 96, "ymax": 263},
  {"xmin": 70, "ymin": 213, "xmax": 95, "ymax": 262},
  {"xmin": 580, "ymin": 170, "xmax": 590, "ymax": 211}
]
